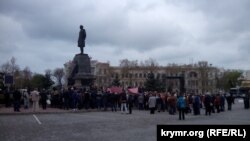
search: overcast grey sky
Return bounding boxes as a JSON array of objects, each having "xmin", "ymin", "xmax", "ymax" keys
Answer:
[{"xmin": 0, "ymin": 0, "xmax": 250, "ymax": 73}]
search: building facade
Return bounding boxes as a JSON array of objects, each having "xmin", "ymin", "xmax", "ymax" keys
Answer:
[
  {"xmin": 239, "ymin": 70, "xmax": 250, "ymax": 88},
  {"xmin": 92, "ymin": 61, "xmax": 219, "ymax": 94}
]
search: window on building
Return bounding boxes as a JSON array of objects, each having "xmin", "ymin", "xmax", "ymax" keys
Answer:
[
  {"xmin": 135, "ymin": 73, "xmax": 138, "ymax": 78},
  {"xmin": 129, "ymin": 73, "xmax": 133, "ymax": 78},
  {"xmin": 103, "ymin": 69, "xmax": 105, "ymax": 75},
  {"xmin": 135, "ymin": 82, "xmax": 138, "ymax": 87},
  {"xmin": 209, "ymin": 72, "xmax": 213, "ymax": 78}
]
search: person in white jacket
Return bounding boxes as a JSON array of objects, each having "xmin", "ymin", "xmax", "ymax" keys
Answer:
[{"xmin": 31, "ymin": 88, "xmax": 40, "ymax": 112}]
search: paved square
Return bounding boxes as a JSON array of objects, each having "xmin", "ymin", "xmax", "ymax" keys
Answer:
[{"xmin": 0, "ymin": 99, "xmax": 249, "ymax": 141}]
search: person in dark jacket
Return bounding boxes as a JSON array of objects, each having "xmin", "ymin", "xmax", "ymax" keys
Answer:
[
  {"xmin": 13, "ymin": 89, "xmax": 21, "ymax": 112},
  {"xmin": 220, "ymin": 94, "xmax": 225, "ymax": 112},
  {"xmin": 226, "ymin": 93, "xmax": 233, "ymax": 110},
  {"xmin": 40, "ymin": 89, "xmax": 48, "ymax": 110},
  {"xmin": 204, "ymin": 92, "xmax": 212, "ymax": 116},
  {"xmin": 244, "ymin": 91, "xmax": 250, "ymax": 109},
  {"xmin": 96, "ymin": 91, "xmax": 102, "ymax": 110},
  {"xmin": 156, "ymin": 94, "xmax": 162, "ymax": 112},
  {"xmin": 120, "ymin": 92, "xmax": 128, "ymax": 114},
  {"xmin": 72, "ymin": 89, "xmax": 80, "ymax": 111},
  {"xmin": 211, "ymin": 94, "xmax": 215, "ymax": 113},
  {"xmin": 102, "ymin": 91, "xmax": 108, "ymax": 111},
  {"xmin": 63, "ymin": 88, "xmax": 70, "ymax": 110},
  {"xmin": 110, "ymin": 93, "xmax": 117, "ymax": 112},
  {"xmin": 214, "ymin": 94, "xmax": 221, "ymax": 113},
  {"xmin": 138, "ymin": 93, "xmax": 144, "ymax": 110},
  {"xmin": 84, "ymin": 91, "xmax": 90, "ymax": 110},
  {"xmin": 193, "ymin": 94, "xmax": 201, "ymax": 115},
  {"xmin": 127, "ymin": 94, "xmax": 133, "ymax": 114}
]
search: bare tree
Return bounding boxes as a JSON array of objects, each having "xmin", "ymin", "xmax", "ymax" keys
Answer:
[
  {"xmin": 10, "ymin": 57, "xmax": 19, "ymax": 75},
  {"xmin": 23, "ymin": 66, "xmax": 32, "ymax": 80},
  {"xmin": 119, "ymin": 59, "xmax": 138, "ymax": 68},
  {"xmin": 22, "ymin": 66, "xmax": 32, "ymax": 88},
  {"xmin": 143, "ymin": 58, "xmax": 159, "ymax": 67},
  {"xmin": 119, "ymin": 59, "xmax": 129, "ymax": 67},
  {"xmin": 45, "ymin": 69, "xmax": 52, "ymax": 78},
  {"xmin": 9, "ymin": 66, "xmax": 30, "ymax": 89},
  {"xmin": 1, "ymin": 62, "xmax": 11, "ymax": 74},
  {"xmin": 53, "ymin": 68, "xmax": 65, "ymax": 87},
  {"xmin": 141, "ymin": 58, "xmax": 159, "ymax": 73},
  {"xmin": 44, "ymin": 69, "xmax": 55, "ymax": 89},
  {"xmin": 1, "ymin": 57, "xmax": 19, "ymax": 75}
]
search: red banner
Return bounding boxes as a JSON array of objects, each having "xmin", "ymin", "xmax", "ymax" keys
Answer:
[
  {"xmin": 128, "ymin": 87, "xmax": 138, "ymax": 94},
  {"xmin": 107, "ymin": 86, "xmax": 123, "ymax": 94}
]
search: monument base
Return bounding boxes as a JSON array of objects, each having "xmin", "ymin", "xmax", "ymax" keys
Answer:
[
  {"xmin": 73, "ymin": 79, "xmax": 82, "ymax": 88},
  {"xmin": 73, "ymin": 78, "xmax": 94, "ymax": 90},
  {"xmin": 68, "ymin": 53, "xmax": 95, "ymax": 89}
]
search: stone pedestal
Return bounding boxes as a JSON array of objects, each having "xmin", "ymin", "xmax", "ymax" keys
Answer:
[
  {"xmin": 68, "ymin": 53, "xmax": 95, "ymax": 89},
  {"xmin": 73, "ymin": 54, "xmax": 91, "ymax": 75}
]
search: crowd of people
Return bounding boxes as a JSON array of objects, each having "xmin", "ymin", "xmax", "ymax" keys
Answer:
[
  {"xmin": 2, "ymin": 86, "xmax": 249, "ymax": 120},
  {"xmin": 143, "ymin": 91, "xmax": 236, "ymax": 120}
]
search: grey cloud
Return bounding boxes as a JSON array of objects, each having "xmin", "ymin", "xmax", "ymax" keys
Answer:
[
  {"xmin": 193, "ymin": 0, "xmax": 250, "ymax": 38},
  {"xmin": 1, "ymin": 0, "xmax": 186, "ymax": 50},
  {"xmin": 0, "ymin": 0, "xmax": 83, "ymax": 42},
  {"xmin": 1, "ymin": 0, "xmax": 250, "ymax": 73},
  {"xmin": 238, "ymin": 38, "xmax": 250, "ymax": 60}
]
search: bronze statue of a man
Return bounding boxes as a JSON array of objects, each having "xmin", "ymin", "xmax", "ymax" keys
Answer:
[{"xmin": 78, "ymin": 25, "xmax": 86, "ymax": 54}]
